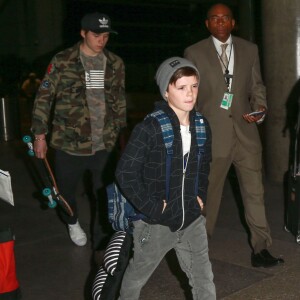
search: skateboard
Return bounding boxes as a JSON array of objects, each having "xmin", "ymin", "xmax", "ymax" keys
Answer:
[{"xmin": 22, "ymin": 135, "xmax": 74, "ymax": 216}]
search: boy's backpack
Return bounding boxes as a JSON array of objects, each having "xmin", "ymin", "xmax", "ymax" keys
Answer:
[{"xmin": 106, "ymin": 109, "xmax": 206, "ymax": 233}]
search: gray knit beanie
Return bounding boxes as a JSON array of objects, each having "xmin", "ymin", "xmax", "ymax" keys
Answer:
[{"xmin": 155, "ymin": 57, "xmax": 199, "ymax": 100}]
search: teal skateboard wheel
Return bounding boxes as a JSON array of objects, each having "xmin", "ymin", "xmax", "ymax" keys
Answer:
[
  {"xmin": 48, "ymin": 200, "xmax": 57, "ymax": 208},
  {"xmin": 23, "ymin": 135, "xmax": 32, "ymax": 143},
  {"xmin": 42, "ymin": 188, "xmax": 51, "ymax": 196},
  {"xmin": 48, "ymin": 200, "xmax": 57, "ymax": 209},
  {"xmin": 28, "ymin": 149, "xmax": 35, "ymax": 157}
]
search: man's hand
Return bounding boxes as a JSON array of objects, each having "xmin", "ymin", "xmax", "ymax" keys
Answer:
[
  {"xmin": 33, "ymin": 134, "xmax": 48, "ymax": 159},
  {"xmin": 243, "ymin": 106, "xmax": 266, "ymax": 124}
]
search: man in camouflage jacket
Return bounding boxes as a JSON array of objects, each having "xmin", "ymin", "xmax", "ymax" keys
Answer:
[{"xmin": 31, "ymin": 12, "xmax": 126, "ymax": 248}]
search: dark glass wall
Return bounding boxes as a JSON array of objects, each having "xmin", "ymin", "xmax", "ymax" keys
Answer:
[{"xmin": 61, "ymin": 0, "xmax": 260, "ymax": 93}]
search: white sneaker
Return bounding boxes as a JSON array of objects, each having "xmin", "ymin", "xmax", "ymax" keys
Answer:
[{"xmin": 68, "ymin": 221, "xmax": 87, "ymax": 246}]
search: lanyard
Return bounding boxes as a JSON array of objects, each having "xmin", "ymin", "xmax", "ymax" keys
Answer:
[{"xmin": 216, "ymin": 44, "xmax": 233, "ymax": 90}]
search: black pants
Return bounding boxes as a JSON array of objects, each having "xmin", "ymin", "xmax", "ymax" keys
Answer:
[{"xmin": 55, "ymin": 149, "xmax": 112, "ymax": 249}]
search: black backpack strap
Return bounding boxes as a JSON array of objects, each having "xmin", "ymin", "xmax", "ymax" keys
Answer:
[{"xmin": 194, "ymin": 112, "xmax": 207, "ymax": 195}]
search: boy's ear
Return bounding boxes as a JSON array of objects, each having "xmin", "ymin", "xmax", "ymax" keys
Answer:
[
  {"xmin": 164, "ymin": 91, "xmax": 168, "ymax": 100},
  {"xmin": 80, "ymin": 30, "xmax": 86, "ymax": 39}
]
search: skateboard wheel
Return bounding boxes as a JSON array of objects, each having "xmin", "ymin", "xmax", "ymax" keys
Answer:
[
  {"xmin": 28, "ymin": 149, "xmax": 35, "ymax": 157},
  {"xmin": 284, "ymin": 225, "xmax": 290, "ymax": 233},
  {"xmin": 23, "ymin": 135, "xmax": 32, "ymax": 143},
  {"xmin": 297, "ymin": 235, "xmax": 300, "ymax": 244},
  {"xmin": 42, "ymin": 188, "xmax": 51, "ymax": 197},
  {"xmin": 48, "ymin": 200, "xmax": 57, "ymax": 209}
]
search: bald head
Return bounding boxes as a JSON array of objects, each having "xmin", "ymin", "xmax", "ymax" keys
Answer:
[
  {"xmin": 207, "ymin": 3, "xmax": 233, "ymax": 19},
  {"xmin": 205, "ymin": 3, "xmax": 235, "ymax": 43}
]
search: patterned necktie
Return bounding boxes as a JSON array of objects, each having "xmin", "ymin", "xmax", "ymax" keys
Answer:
[{"xmin": 220, "ymin": 43, "xmax": 228, "ymax": 73}]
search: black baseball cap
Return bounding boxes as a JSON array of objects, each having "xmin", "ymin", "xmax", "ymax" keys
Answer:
[{"xmin": 81, "ymin": 12, "xmax": 118, "ymax": 34}]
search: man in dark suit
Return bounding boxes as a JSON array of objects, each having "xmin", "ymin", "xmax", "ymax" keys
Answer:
[{"xmin": 184, "ymin": 3, "xmax": 284, "ymax": 268}]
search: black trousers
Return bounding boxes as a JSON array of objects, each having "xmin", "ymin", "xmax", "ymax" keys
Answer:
[{"xmin": 55, "ymin": 149, "xmax": 112, "ymax": 249}]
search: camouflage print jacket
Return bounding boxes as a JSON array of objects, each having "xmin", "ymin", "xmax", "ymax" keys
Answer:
[{"xmin": 31, "ymin": 42, "xmax": 126, "ymax": 154}]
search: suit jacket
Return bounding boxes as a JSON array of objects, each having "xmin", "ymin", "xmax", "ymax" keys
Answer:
[{"xmin": 184, "ymin": 36, "xmax": 267, "ymax": 158}]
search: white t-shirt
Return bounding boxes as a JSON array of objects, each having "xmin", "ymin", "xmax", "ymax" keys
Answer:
[{"xmin": 180, "ymin": 125, "xmax": 191, "ymax": 156}]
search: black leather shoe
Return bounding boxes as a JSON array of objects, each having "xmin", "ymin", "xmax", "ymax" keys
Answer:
[{"xmin": 251, "ymin": 249, "xmax": 284, "ymax": 268}]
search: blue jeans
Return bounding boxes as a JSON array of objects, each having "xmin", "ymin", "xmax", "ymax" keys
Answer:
[{"xmin": 119, "ymin": 216, "xmax": 216, "ymax": 300}]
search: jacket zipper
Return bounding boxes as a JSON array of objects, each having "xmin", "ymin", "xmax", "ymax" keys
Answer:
[{"xmin": 177, "ymin": 151, "xmax": 190, "ymax": 231}]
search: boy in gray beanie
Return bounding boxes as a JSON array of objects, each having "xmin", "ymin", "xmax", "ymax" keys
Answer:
[
  {"xmin": 115, "ymin": 57, "xmax": 216, "ymax": 299},
  {"xmin": 155, "ymin": 56, "xmax": 199, "ymax": 100}
]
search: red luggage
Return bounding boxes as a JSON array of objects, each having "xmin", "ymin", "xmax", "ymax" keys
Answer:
[{"xmin": 0, "ymin": 228, "xmax": 21, "ymax": 299}]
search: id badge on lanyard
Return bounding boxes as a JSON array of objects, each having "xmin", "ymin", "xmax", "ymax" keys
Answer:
[
  {"xmin": 220, "ymin": 69, "xmax": 234, "ymax": 110},
  {"xmin": 220, "ymin": 92, "xmax": 234, "ymax": 110}
]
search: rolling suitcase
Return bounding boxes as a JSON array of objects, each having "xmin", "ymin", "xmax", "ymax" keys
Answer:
[
  {"xmin": 285, "ymin": 108, "xmax": 300, "ymax": 244},
  {"xmin": 0, "ymin": 228, "xmax": 21, "ymax": 299}
]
